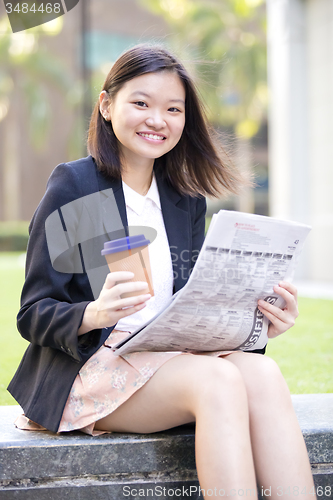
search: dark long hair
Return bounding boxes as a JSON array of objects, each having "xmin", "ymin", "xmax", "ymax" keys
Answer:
[{"xmin": 87, "ymin": 44, "xmax": 243, "ymax": 198}]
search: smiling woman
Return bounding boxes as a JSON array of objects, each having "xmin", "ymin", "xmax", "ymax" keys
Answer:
[{"xmin": 8, "ymin": 44, "xmax": 316, "ymax": 500}]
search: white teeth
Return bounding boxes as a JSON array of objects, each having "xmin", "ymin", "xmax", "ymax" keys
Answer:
[{"xmin": 138, "ymin": 133, "xmax": 165, "ymax": 140}]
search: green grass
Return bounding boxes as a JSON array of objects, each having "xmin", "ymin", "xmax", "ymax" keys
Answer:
[
  {"xmin": 266, "ymin": 298, "xmax": 333, "ymax": 393},
  {"xmin": 0, "ymin": 253, "xmax": 332, "ymax": 405},
  {"xmin": 0, "ymin": 253, "xmax": 28, "ymax": 405}
]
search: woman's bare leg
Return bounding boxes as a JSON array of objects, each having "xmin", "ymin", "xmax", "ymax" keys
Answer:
[
  {"xmin": 95, "ymin": 354, "xmax": 258, "ymax": 499},
  {"xmin": 226, "ymin": 352, "xmax": 316, "ymax": 499}
]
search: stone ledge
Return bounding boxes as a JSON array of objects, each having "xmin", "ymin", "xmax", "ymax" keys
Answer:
[
  {"xmin": 0, "ymin": 407, "xmax": 197, "ymax": 481},
  {"xmin": 0, "ymin": 394, "xmax": 332, "ymax": 499}
]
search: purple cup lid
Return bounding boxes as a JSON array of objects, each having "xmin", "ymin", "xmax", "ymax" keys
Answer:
[{"xmin": 101, "ymin": 234, "xmax": 150, "ymax": 255}]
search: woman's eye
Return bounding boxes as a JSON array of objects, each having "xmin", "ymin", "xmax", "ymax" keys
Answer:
[
  {"xmin": 134, "ymin": 101, "xmax": 148, "ymax": 107},
  {"xmin": 168, "ymin": 107, "xmax": 181, "ymax": 113}
]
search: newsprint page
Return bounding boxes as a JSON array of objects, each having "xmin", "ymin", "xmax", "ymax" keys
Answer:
[{"xmin": 113, "ymin": 211, "xmax": 311, "ymax": 356}]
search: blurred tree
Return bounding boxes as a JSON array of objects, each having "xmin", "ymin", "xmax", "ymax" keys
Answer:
[
  {"xmin": 0, "ymin": 17, "xmax": 75, "ymax": 220},
  {"xmin": 140, "ymin": 0, "xmax": 267, "ymax": 136},
  {"xmin": 140, "ymin": 0, "xmax": 267, "ymax": 211}
]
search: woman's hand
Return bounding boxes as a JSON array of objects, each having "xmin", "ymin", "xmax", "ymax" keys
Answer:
[
  {"xmin": 78, "ymin": 271, "xmax": 151, "ymax": 335},
  {"xmin": 257, "ymin": 281, "xmax": 299, "ymax": 339}
]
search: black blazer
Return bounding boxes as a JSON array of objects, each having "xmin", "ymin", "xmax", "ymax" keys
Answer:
[{"xmin": 7, "ymin": 156, "xmax": 208, "ymax": 432}]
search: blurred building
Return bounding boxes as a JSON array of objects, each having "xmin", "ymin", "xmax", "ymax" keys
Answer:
[
  {"xmin": 0, "ymin": 0, "xmax": 167, "ymax": 221},
  {"xmin": 267, "ymin": 0, "xmax": 333, "ymax": 282}
]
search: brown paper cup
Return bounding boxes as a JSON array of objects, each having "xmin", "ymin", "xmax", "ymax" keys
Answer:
[{"xmin": 105, "ymin": 245, "xmax": 154, "ymax": 298}]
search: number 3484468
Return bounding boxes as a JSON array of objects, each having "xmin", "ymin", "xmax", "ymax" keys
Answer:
[{"xmin": 5, "ymin": 3, "xmax": 62, "ymax": 14}]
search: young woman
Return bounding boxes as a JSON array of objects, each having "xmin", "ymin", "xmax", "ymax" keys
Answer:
[{"xmin": 9, "ymin": 45, "xmax": 316, "ymax": 499}]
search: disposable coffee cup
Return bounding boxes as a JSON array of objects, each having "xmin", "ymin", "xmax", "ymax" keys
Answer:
[{"xmin": 101, "ymin": 234, "xmax": 154, "ymax": 298}]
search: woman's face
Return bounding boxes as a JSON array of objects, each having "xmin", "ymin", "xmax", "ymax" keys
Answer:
[{"xmin": 100, "ymin": 71, "xmax": 186, "ymax": 168}]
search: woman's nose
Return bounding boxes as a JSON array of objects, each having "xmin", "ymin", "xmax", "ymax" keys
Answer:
[{"xmin": 145, "ymin": 113, "xmax": 166, "ymax": 129}]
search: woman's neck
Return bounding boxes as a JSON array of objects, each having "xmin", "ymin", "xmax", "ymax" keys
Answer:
[{"xmin": 121, "ymin": 162, "xmax": 154, "ymax": 196}]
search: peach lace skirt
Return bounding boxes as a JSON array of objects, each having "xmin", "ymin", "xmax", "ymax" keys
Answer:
[{"xmin": 15, "ymin": 329, "xmax": 233, "ymax": 435}]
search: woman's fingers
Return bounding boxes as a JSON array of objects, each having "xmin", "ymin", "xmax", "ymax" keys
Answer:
[
  {"xmin": 274, "ymin": 282, "xmax": 299, "ymax": 318},
  {"xmin": 280, "ymin": 280, "xmax": 298, "ymax": 297},
  {"xmin": 103, "ymin": 272, "xmax": 149, "ymax": 296},
  {"xmin": 258, "ymin": 281, "xmax": 299, "ymax": 338},
  {"xmin": 90, "ymin": 272, "xmax": 152, "ymax": 328},
  {"xmin": 112, "ymin": 300, "xmax": 150, "ymax": 322},
  {"xmin": 258, "ymin": 301, "xmax": 295, "ymax": 338},
  {"xmin": 113, "ymin": 280, "xmax": 150, "ymax": 297},
  {"xmin": 95, "ymin": 290, "xmax": 151, "ymax": 327},
  {"xmin": 80, "ymin": 272, "xmax": 152, "ymax": 332},
  {"xmin": 258, "ymin": 300, "xmax": 286, "ymax": 321},
  {"xmin": 258, "ymin": 282, "xmax": 298, "ymax": 317},
  {"xmin": 106, "ymin": 292, "xmax": 152, "ymax": 324},
  {"xmin": 258, "ymin": 302, "xmax": 295, "ymax": 327},
  {"xmin": 104, "ymin": 271, "xmax": 135, "ymax": 289},
  {"xmin": 276, "ymin": 280, "xmax": 298, "ymax": 304},
  {"xmin": 111, "ymin": 293, "xmax": 152, "ymax": 312}
]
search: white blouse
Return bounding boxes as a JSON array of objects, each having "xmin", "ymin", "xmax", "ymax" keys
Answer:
[{"xmin": 115, "ymin": 175, "xmax": 174, "ymax": 332}]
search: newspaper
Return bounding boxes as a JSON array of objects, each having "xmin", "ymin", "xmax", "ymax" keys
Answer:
[{"xmin": 112, "ymin": 211, "xmax": 311, "ymax": 355}]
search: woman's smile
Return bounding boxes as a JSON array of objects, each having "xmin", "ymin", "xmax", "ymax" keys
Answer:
[{"xmin": 136, "ymin": 131, "xmax": 167, "ymax": 142}]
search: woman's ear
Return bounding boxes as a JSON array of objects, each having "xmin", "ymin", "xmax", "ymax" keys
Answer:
[{"xmin": 99, "ymin": 91, "xmax": 110, "ymax": 121}]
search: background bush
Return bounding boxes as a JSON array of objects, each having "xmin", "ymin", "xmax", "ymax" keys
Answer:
[{"xmin": 0, "ymin": 222, "xmax": 29, "ymax": 252}]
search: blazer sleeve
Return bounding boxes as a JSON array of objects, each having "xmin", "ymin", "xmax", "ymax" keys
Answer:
[{"xmin": 17, "ymin": 163, "xmax": 97, "ymax": 362}]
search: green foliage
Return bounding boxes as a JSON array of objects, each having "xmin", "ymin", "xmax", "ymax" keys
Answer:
[
  {"xmin": 0, "ymin": 253, "xmax": 332, "ymax": 405},
  {"xmin": 140, "ymin": 0, "xmax": 267, "ymax": 137},
  {"xmin": 0, "ymin": 221, "xmax": 29, "ymax": 251}
]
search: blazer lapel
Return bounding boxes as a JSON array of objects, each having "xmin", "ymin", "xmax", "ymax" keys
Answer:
[
  {"xmin": 96, "ymin": 172, "xmax": 128, "ymax": 240},
  {"xmin": 155, "ymin": 174, "xmax": 191, "ymax": 292}
]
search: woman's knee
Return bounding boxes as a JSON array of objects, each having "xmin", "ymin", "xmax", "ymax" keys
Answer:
[
  {"xmin": 186, "ymin": 356, "xmax": 248, "ymax": 412},
  {"xmin": 233, "ymin": 354, "xmax": 291, "ymax": 408},
  {"xmin": 252, "ymin": 355, "xmax": 286, "ymax": 389}
]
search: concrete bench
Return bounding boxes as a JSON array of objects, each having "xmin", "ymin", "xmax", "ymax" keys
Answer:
[{"xmin": 0, "ymin": 394, "xmax": 332, "ymax": 499}]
